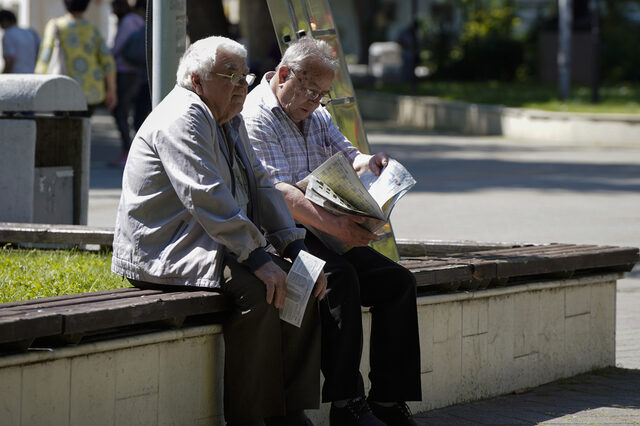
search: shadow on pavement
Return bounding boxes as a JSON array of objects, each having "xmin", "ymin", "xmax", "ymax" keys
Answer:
[{"xmin": 416, "ymin": 367, "xmax": 640, "ymax": 425}]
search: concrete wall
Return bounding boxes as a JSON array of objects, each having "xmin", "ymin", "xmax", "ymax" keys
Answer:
[
  {"xmin": 357, "ymin": 90, "xmax": 640, "ymax": 145},
  {"xmin": 0, "ymin": 274, "xmax": 618, "ymax": 425}
]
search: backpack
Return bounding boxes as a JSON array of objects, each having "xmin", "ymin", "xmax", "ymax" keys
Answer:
[{"xmin": 121, "ymin": 26, "xmax": 146, "ymax": 68}]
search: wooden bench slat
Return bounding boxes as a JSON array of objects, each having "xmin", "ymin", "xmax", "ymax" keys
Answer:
[
  {"xmin": 61, "ymin": 291, "xmax": 230, "ymax": 335},
  {"xmin": 0, "ymin": 311, "xmax": 62, "ymax": 344},
  {"xmin": 1, "ymin": 288, "xmax": 163, "ymax": 312}
]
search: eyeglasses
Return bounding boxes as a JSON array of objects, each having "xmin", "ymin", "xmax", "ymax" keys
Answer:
[
  {"xmin": 215, "ymin": 72, "xmax": 256, "ymax": 86},
  {"xmin": 290, "ymin": 69, "xmax": 332, "ymax": 106}
]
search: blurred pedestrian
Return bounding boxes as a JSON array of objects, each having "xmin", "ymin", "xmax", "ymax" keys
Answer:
[
  {"xmin": 0, "ymin": 9, "xmax": 40, "ymax": 73},
  {"xmin": 110, "ymin": 0, "xmax": 148, "ymax": 167},
  {"xmin": 35, "ymin": 0, "xmax": 117, "ymax": 116},
  {"xmin": 396, "ymin": 19, "xmax": 419, "ymax": 81}
]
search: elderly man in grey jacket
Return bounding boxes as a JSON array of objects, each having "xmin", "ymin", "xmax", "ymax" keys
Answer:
[{"xmin": 112, "ymin": 36, "xmax": 326, "ymax": 426}]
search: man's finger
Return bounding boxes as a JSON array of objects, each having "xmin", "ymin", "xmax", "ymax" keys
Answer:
[
  {"xmin": 274, "ymin": 282, "xmax": 287, "ymax": 309},
  {"xmin": 265, "ymin": 282, "xmax": 275, "ymax": 304}
]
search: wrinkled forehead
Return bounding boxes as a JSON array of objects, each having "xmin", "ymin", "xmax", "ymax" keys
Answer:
[
  {"xmin": 294, "ymin": 57, "xmax": 335, "ymax": 89},
  {"xmin": 215, "ymin": 48, "xmax": 249, "ymax": 73}
]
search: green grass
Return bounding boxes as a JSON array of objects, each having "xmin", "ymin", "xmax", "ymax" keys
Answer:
[
  {"xmin": 372, "ymin": 80, "xmax": 640, "ymax": 114},
  {"xmin": 0, "ymin": 247, "xmax": 130, "ymax": 304}
]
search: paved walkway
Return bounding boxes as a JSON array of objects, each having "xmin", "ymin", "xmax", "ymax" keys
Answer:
[{"xmin": 88, "ymin": 109, "xmax": 640, "ymax": 425}]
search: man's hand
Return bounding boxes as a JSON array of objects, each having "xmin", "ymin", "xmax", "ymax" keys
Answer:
[
  {"xmin": 334, "ymin": 214, "xmax": 379, "ymax": 247},
  {"xmin": 253, "ymin": 260, "xmax": 288, "ymax": 308},
  {"xmin": 353, "ymin": 152, "xmax": 389, "ymax": 176},
  {"xmin": 314, "ymin": 270, "xmax": 327, "ymax": 300}
]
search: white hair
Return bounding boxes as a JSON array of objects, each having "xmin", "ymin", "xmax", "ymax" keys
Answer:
[
  {"xmin": 277, "ymin": 37, "xmax": 339, "ymax": 73},
  {"xmin": 176, "ymin": 36, "xmax": 247, "ymax": 90}
]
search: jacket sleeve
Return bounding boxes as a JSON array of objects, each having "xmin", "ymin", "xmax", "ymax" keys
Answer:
[
  {"xmin": 238, "ymin": 118, "xmax": 306, "ymax": 256},
  {"xmin": 154, "ymin": 103, "xmax": 269, "ymax": 263}
]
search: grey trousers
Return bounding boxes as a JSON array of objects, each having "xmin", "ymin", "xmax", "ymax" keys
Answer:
[{"xmin": 221, "ymin": 253, "xmax": 321, "ymax": 424}]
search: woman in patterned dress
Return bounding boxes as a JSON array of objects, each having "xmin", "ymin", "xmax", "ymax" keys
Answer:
[{"xmin": 36, "ymin": 0, "xmax": 117, "ymax": 115}]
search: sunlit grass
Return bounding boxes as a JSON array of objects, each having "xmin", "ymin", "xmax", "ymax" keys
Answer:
[
  {"xmin": 370, "ymin": 80, "xmax": 640, "ymax": 114},
  {"xmin": 0, "ymin": 247, "xmax": 130, "ymax": 303}
]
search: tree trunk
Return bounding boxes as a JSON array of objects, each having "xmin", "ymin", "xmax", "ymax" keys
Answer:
[{"xmin": 186, "ymin": 0, "xmax": 230, "ymax": 42}]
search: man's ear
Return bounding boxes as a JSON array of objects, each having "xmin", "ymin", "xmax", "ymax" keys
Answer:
[
  {"xmin": 191, "ymin": 74, "xmax": 202, "ymax": 95},
  {"xmin": 278, "ymin": 66, "xmax": 289, "ymax": 83}
]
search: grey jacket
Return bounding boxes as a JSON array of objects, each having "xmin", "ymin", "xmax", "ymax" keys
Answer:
[{"xmin": 111, "ymin": 86, "xmax": 305, "ymax": 288}]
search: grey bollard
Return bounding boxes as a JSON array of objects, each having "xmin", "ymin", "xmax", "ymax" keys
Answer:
[{"xmin": 0, "ymin": 75, "xmax": 89, "ymax": 225}]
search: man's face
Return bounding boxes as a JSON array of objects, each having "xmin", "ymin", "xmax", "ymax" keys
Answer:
[
  {"xmin": 192, "ymin": 49, "xmax": 249, "ymax": 125},
  {"xmin": 275, "ymin": 58, "xmax": 335, "ymax": 125}
]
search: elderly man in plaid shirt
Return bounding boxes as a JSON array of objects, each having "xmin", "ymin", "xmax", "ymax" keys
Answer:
[{"xmin": 243, "ymin": 37, "xmax": 421, "ymax": 426}]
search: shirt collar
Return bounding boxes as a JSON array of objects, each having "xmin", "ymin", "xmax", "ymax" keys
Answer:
[{"xmin": 260, "ymin": 71, "xmax": 283, "ymax": 114}]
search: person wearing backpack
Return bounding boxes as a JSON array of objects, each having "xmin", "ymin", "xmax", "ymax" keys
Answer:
[{"xmin": 110, "ymin": 0, "xmax": 147, "ymax": 168}]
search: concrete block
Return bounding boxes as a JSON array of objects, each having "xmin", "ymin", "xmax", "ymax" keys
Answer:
[
  {"xmin": 589, "ymin": 282, "xmax": 616, "ymax": 368},
  {"xmin": 513, "ymin": 291, "xmax": 539, "ymax": 358},
  {"xmin": 158, "ymin": 334, "xmax": 221, "ymax": 425},
  {"xmin": 461, "ymin": 333, "xmax": 489, "ymax": 399},
  {"xmin": 69, "ymin": 352, "xmax": 116, "ymax": 426},
  {"xmin": 537, "ymin": 289, "xmax": 566, "ymax": 384},
  {"xmin": 511, "ymin": 351, "xmax": 540, "ymax": 390},
  {"xmin": 0, "ymin": 119, "xmax": 35, "ymax": 222},
  {"xmin": 115, "ymin": 393, "xmax": 159, "ymax": 426},
  {"xmin": 417, "ymin": 303, "xmax": 434, "ymax": 374},
  {"xmin": 115, "ymin": 345, "xmax": 159, "ymax": 399},
  {"xmin": 565, "ymin": 286, "xmax": 591, "ymax": 318},
  {"xmin": 21, "ymin": 359, "xmax": 70, "ymax": 426},
  {"xmin": 0, "ymin": 75, "xmax": 87, "ymax": 112},
  {"xmin": 564, "ymin": 313, "xmax": 591, "ymax": 376},
  {"xmin": 462, "ymin": 299, "xmax": 488, "ymax": 337},
  {"xmin": 0, "ymin": 367, "xmax": 21, "ymax": 426},
  {"xmin": 486, "ymin": 294, "xmax": 515, "ymax": 395},
  {"xmin": 430, "ymin": 302, "xmax": 462, "ymax": 408}
]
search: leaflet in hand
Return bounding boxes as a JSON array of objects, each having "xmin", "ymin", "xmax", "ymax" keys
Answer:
[{"xmin": 280, "ymin": 250, "xmax": 325, "ymax": 328}]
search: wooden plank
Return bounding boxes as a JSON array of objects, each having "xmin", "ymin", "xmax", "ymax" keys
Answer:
[
  {"xmin": 0, "ymin": 222, "xmax": 114, "ymax": 246},
  {"xmin": 55, "ymin": 291, "xmax": 231, "ymax": 335},
  {"xmin": 400, "ymin": 259, "xmax": 472, "ymax": 289},
  {"xmin": 397, "ymin": 239, "xmax": 524, "ymax": 257},
  {"xmin": 1, "ymin": 288, "xmax": 161, "ymax": 312},
  {"xmin": 0, "ymin": 311, "xmax": 62, "ymax": 344}
]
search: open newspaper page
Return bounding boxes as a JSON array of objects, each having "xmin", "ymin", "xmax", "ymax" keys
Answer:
[
  {"xmin": 280, "ymin": 250, "xmax": 325, "ymax": 327},
  {"xmin": 305, "ymin": 152, "xmax": 384, "ymax": 218},
  {"xmin": 298, "ymin": 152, "xmax": 416, "ymax": 253},
  {"xmin": 359, "ymin": 158, "xmax": 417, "ymax": 218}
]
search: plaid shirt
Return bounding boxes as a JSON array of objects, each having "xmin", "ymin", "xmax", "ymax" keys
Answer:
[{"xmin": 243, "ymin": 72, "xmax": 359, "ymax": 185}]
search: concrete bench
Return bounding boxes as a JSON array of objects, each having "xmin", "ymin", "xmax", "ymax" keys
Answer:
[
  {"xmin": 0, "ymin": 223, "xmax": 638, "ymax": 425},
  {"xmin": 1, "ymin": 222, "xmax": 638, "ymax": 353}
]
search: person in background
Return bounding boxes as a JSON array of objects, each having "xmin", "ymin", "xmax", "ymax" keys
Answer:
[
  {"xmin": 0, "ymin": 9, "xmax": 40, "ymax": 73},
  {"xmin": 110, "ymin": 0, "xmax": 147, "ymax": 167},
  {"xmin": 243, "ymin": 37, "xmax": 421, "ymax": 426},
  {"xmin": 35, "ymin": 0, "xmax": 116, "ymax": 116},
  {"xmin": 111, "ymin": 35, "xmax": 326, "ymax": 426}
]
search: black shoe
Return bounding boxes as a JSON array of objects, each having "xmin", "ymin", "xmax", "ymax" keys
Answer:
[
  {"xmin": 368, "ymin": 400, "xmax": 417, "ymax": 426},
  {"xmin": 330, "ymin": 397, "xmax": 386, "ymax": 426},
  {"xmin": 264, "ymin": 410, "xmax": 313, "ymax": 426}
]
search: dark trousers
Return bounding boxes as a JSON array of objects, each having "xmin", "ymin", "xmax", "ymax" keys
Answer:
[
  {"xmin": 112, "ymin": 70, "xmax": 142, "ymax": 153},
  {"xmin": 129, "ymin": 253, "xmax": 320, "ymax": 425},
  {"xmin": 304, "ymin": 231, "xmax": 422, "ymax": 403},
  {"xmin": 220, "ymin": 253, "xmax": 321, "ymax": 424}
]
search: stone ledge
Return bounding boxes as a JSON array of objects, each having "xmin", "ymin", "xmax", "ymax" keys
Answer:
[
  {"xmin": 356, "ymin": 90, "xmax": 640, "ymax": 145},
  {"xmin": 0, "ymin": 274, "xmax": 619, "ymax": 425}
]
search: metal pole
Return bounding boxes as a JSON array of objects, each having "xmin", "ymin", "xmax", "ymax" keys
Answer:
[
  {"xmin": 590, "ymin": 0, "xmax": 600, "ymax": 103},
  {"xmin": 558, "ymin": 0, "xmax": 572, "ymax": 101},
  {"xmin": 151, "ymin": 0, "xmax": 188, "ymax": 108}
]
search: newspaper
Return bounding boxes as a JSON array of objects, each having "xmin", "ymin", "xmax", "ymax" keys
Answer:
[
  {"xmin": 280, "ymin": 250, "xmax": 325, "ymax": 327},
  {"xmin": 299, "ymin": 152, "xmax": 416, "ymax": 252}
]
